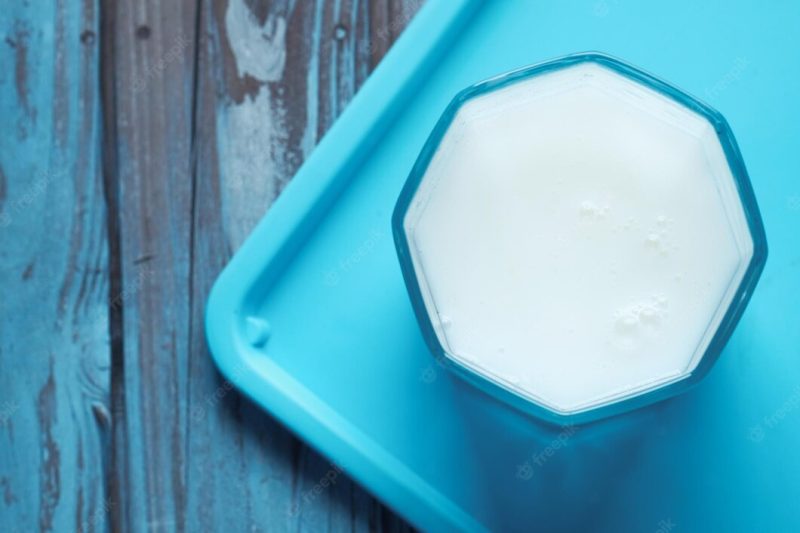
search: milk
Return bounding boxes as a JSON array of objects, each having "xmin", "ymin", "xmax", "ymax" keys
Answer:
[{"xmin": 403, "ymin": 62, "xmax": 753, "ymax": 415}]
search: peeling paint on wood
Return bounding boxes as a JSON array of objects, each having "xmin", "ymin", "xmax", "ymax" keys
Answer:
[
  {"xmin": 186, "ymin": 1, "xmax": 422, "ymax": 530},
  {"xmin": 0, "ymin": 2, "xmax": 109, "ymax": 533},
  {"xmin": 2, "ymin": 0, "xmax": 423, "ymax": 531}
]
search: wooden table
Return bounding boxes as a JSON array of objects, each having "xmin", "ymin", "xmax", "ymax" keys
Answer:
[{"xmin": 1, "ymin": 1, "xmax": 422, "ymax": 531}]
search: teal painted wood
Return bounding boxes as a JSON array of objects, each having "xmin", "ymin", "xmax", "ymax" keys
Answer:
[
  {"xmin": 2, "ymin": 0, "xmax": 421, "ymax": 531},
  {"xmin": 103, "ymin": 0, "xmax": 199, "ymax": 530},
  {"xmin": 185, "ymin": 2, "xmax": 422, "ymax": 528},
  {"xmin": 103, "ymin": 0, "xmax": 421, "ymax": 531},
  {"xmin": 0, "ymin": 1, "xmax": 110, "ymax": 533}
]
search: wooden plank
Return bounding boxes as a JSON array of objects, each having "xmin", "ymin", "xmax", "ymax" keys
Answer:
[
  {"xmin": 0, "ymin": 1, "xmax": 110, "ymax": 533},
  {"xmin": 101, "ymin": 0, "xmax": 199, "ymax": 531},
  {"xmin": 188, "ymin": 0, "xmax": 423, "ymax": 531},
  {"xmin": 106, "ymin": 0, "xmax": 424, "ymax": 531}
]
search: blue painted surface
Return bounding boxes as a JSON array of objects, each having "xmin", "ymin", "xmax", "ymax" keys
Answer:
[
  {"xmin": 1, "ymin": 1, "xmax": 422, "ymax": 531},
  {"xmin": 207, "ymin": 0, "xmax": 800, "ymax": 531},
  {"xmin": 0, "ymin": 2, "xmax": 109, "ymax": 533}
]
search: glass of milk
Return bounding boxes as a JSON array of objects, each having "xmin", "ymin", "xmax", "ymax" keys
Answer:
[{"xmin": 393, "ymin": 52, "xmax": 767, "ymax": 424}]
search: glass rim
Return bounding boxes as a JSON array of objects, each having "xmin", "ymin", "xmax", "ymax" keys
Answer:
[{"xmin": 392, "ymin": 51, "xmax": 768, "ymax": 426}]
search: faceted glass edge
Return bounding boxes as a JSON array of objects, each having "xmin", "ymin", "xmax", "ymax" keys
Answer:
[{"xmin": 391, "ymin": 52, "xmax": 768, "ymax": 426}]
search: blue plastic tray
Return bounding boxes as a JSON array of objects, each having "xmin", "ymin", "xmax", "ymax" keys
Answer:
[{"xmin": 206, "ymin": 1, "xmax": 800, "ymax": 531}]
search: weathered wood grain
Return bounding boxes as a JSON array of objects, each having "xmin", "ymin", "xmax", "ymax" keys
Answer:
[
  {"xmin": 186, "ymin": 1, "xmax": 422, "ymax": 530},
  {"xmin": 193, "ymin": 0, "xmax": 422, "ymax": 530},
  {"xmin": 102, "ymin": 1, "xmax": 199, "ymax": 531},
  {"xmin": 104, "ymin": 0, "xmax": 423, "ymax": 531},
  {"xmin": 0, "ymin": 1, "xmax": 110, "ymax": 533}
]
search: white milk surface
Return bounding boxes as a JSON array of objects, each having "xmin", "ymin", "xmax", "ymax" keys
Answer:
[{"xmin": 405, "ymin": 62, "xmax": 753, "ymax": 414}]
